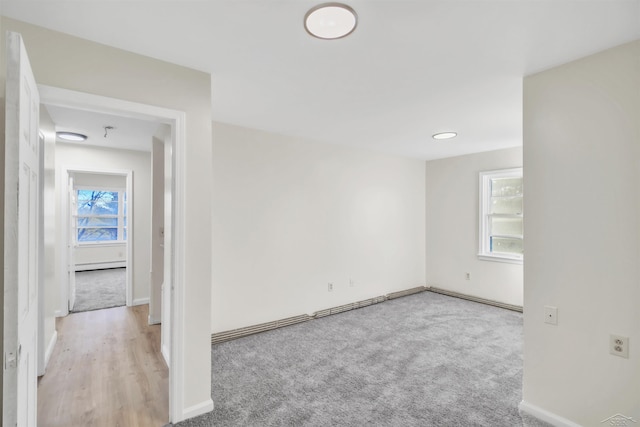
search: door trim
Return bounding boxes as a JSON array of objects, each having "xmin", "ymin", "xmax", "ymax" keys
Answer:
[
  {"xmin": 61, "ymin": 167, "xmax": 133, "ymax": 308},
  {"xmin": 38, "ymin": 84, "xmax": 188, "ymax": 422}
]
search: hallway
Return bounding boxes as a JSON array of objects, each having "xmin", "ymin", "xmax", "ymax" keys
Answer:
[{"xmin": 38, "ymin": 305, "xmax": 168, "ymax": 427}]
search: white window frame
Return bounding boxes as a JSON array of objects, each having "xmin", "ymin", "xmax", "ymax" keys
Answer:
[
  {"xmin": 478, "ymin": 167, "xmax": 523, "ymax": 264},
  {"xmin": 75, "ymin": 185, "xmax": 127, "ymax": 246}
]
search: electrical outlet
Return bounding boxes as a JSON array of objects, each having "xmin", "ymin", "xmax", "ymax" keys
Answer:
[
  {"xmin": 328, "ymin": 283, "xmax": 333, "ymax": 292},
  {"xmin": 544, "ymin": 306, "xmax": 558, "ymax": 325},
  {"xmin": 465, "ymin": 272, "xmax": 470, "ymax": 280},
  {"xmin": 610, "ymin": 334, "xmax": 629, "ymax": 358}
]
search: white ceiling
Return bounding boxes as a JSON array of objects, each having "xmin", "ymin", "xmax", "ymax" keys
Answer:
[
  {"xmin": 4, "ymin": 1, "xmax": 640, "ymax": 160},
  {"xmin": 45, "ymin": 105, "xmax": 161, "ymax": 152}
]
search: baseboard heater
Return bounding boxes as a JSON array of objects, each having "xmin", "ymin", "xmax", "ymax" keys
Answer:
[
  {"xmin": 211, "ymin": 314, "xmax": 312, "ymax": 345},
  {"xmin": 312, "ymin": 295, "xmax": 388, "ymax": 319},
  {"xmin": 386, "ymin": 285, "xmax": 428, "ymax": 300},
  {"xmin": 211, "ymin": 285, "xmax": 429, "ymax": 345},
  {"xmin": 75, "ymin": 261, "xmax": 126, "ymax": 272},
  {"xmin": 427, "ymin": 287, "xmax": 523, "ymax": 313}
]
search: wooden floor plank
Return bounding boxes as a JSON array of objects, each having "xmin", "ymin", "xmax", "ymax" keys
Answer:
[{"xmin": 38, "ymin": 305, "xmax": 168, "ymax": 427}]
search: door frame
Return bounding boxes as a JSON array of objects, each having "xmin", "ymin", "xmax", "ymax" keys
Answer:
[
  {"xmin": 61, "ymin": 167, "xmax": 133, "ymax": 309},
  {"xmin": 39, "ymin": 84, "xmax": 187, "ymax": 422}
]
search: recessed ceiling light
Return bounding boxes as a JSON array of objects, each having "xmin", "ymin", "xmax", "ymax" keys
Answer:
[
  {"xmin": 56, "ymin": 131, "xmax": 88, "ymax": 141},
  {"xmin": 305, "ymin": 3, "xmax": 358, "ymax": 40},
  {"xmin": 432, "ymin": 132, "xmax": 458, "ymax": 140}
]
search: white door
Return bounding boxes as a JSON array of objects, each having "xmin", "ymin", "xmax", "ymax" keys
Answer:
[
  {"xmin": 68, "ymin": 176, "xmax": 76, "ymax": 311},
  {"xmin": 3, "ymin": 32, "xmax": 41, "ymax": 427}
]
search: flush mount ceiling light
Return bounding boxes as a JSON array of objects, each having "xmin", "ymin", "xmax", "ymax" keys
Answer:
[
  {"xmin": 304, "ymin": 3, "xmax": 358, "ymax": 40},
  {"xmin": 56, "ymin": 131, "xmax": 88, "ymax": 141},
  {"xmin": 432, "ymin": 132, "xmax": 458, "ymax": 140}
]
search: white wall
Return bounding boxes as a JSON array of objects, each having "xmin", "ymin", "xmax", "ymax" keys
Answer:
[
  {"xmin": 212, "ymin": 122, "xmax": 426, "ymax": 333},
  {"xmin": 522, "ymin": 40, "xmax": 640, "ymax": 426},
  {"xmin": 0, "ymin": 16, "xmax": 214, "ymax": 417},
  {"xmin": 74, "ymin": 244, "xmax": 126, "ymax": 270},
  {"xmin": 425, "ymin": 147, "xmax": 523, "ymax": 306},
  {"xmin": 73, "ymin": 172, "xmax": 126, "ymax": 188},
  {"xmin": 56, "ymin": 143, "xmax": 150, "ymax": 299}
]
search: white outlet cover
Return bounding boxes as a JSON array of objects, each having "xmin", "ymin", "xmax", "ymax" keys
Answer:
[{"xmin": 610, "ymin": 334, "xmax": 629, "ymax": 358}]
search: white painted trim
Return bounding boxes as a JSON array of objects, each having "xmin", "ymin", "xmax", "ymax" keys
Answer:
[
  {"xmin": 477, "ymin": 254, "xmax": 523, "ymax": 265},
  {"xmin": 182, "ymin": 399, "xmax": 214, "ymax": 421},
  {"xmin": 38, "ymin": 85, "xmax": 183, "ymax": 123},
  {"xmin": 57, "ymin": 167, "xmax": 69, "ymax": 316},
  {"xmin": 132, "ymin": 298, "xmax": 150, "ymax": 306},
  {"xmin": 162, "ymin": 344, "xmax": 170, "ymax": 366},
  {"xmin": 170, "ymin": 111, "xmax": 187, "ymax": 422},
  {"xmin": 40, "ymin": 84, "xmax": 189, "ymax": 424},
  {"xmin": 43, "ymin": 330, "xmax": 58, "ymax": 371},
  {"xmin": 75, "ymin": 262, "xmax": 126, "ymax": 272},
  {"xmin": 125, "ymin": 171, "xmax": 134, "ymax": 306},
  {"xmin": 478, "ymin": 167, "xmax": 523, "ymax": 261},
  {"xmin": 37, "ymin": 130, "xmax": 47, "ymax": 377},
  {"xmin": 64, "ymin": 167, "xmax": 132, "ymax": 176},
  {"xmin": 76, "ymin": 241, "xmax": 126, "ymax": 248},
  {"xmin": 149, "ymin": 315, "xmax": 161, "ymax": 325},
  {"xmin": 519, "ymin": 401, "xmax": 583, "ymax": 427}
]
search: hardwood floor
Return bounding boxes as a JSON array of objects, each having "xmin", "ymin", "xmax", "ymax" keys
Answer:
[{"xmin": 38, "ymin": 305, "xmax": 168, "ymax": 427}]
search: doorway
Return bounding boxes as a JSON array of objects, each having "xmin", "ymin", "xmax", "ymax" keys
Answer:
[
  {"xmin": 67, "ymin": 171, "xmax": 131, "ymax": 313},
  {"xmin": 37, "ymin": 84, "xmax": 187, "ymax": 422}
]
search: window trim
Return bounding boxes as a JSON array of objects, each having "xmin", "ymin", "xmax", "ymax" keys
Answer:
[
  {"xmin": 75, "ymin": 186, "xmax": 127, "ymax": 245},
  {"xmin": 478, "ymin": 167, "xmax": 523, "ymax": 264}
]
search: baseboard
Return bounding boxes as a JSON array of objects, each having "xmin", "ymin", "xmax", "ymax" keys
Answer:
[
  {"xmin": 519, "ymin": 400, "xmax": 583, "ymax": 427},
  {"xmin": 180, "ymin": 398, "xmax": 214, "ymax": 422},
  {"xmin": 54, "ymin": 309, "xmax": 67, "ymax": 318},
  {"xmin": 149, "ymin": 314, "xmax": 161, "ymax": 325},
  {"xmin": 162, "ymin": 344, "xmax": 170, "ymax": 366},
  {"xmin": 427, "ymin": 286, "xmax": 523, "ymax": 312},
  {"xmin": 133, "ymin": 297, "xmax": 150, "ymax": 306},
  {"xmin": 44, "ymin": 330, "xmax": 58, "ymax": 370}
]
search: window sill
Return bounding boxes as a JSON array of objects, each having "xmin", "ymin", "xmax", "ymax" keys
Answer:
[
  {"xmin": 477, "ymin": 254, "xmax": 523, "ymax": 265},
  {"xmin": 76, "ymin": 241, "xmax": 126, "ymax": 248}
]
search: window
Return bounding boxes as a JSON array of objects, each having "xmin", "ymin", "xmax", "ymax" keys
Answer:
[
  {"xmin": 76, "ymin": 189, "xmax": 127, "ymax": 243},
  {"xmin": 479, "ymin": 168, "xmax": 523, "ymax": 263}
]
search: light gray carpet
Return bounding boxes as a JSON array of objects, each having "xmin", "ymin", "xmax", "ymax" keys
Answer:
[
  {"xmin": 175, "ymin": 291, "xmax": 551, "ymax": 427},
  {"xmin": 71, "ymin": 268, "xmax": 126, "ymax": 313}
]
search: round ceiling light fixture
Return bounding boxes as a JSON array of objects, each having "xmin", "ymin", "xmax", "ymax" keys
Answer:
[
  {"xmin": 304, "ymin": 3, "xmax": 358, "ymax": 40},
  {"xmin": 56, "ymin": 131, "xmax": 88, "ymax": 142},
  {"xmin": 432, "ymin": 132, "xmax": 458, "ymax": 140}
]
